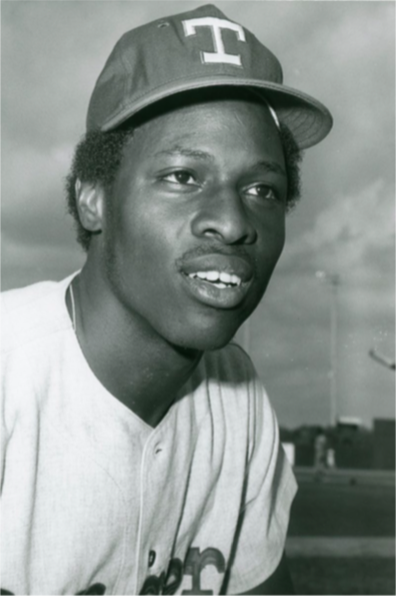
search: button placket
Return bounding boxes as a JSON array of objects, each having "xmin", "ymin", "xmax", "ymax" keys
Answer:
[
  {"xmin": 136, "ymin": 426, "xmax": 173, "ymax": 591},
  {"xmin": 154, "ymin": 443, "xmax": 163, "ymax": 455}
]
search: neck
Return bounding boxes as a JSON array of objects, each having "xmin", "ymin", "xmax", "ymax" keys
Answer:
[{"xmin": 67, "ymin": 263, "xmax": 202, "ymax": 428}]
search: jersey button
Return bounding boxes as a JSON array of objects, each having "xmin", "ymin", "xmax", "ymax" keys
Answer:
[{"xmin": 148, "ymin": 550, "xmax": 156, "ymax": 567}]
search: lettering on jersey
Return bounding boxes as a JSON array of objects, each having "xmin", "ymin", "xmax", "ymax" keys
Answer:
[
  {"xmin": 76, "ymin": 583, "xmax": 107, "ymax": 595},
  {"xmin": 1, "ymin": 547, "xmax": 225, "ymax": 595},
  {"xmin": 140, "ymin": 546, "xmax": 225, "ymax": 595},
  {"xmin": 182, "ymin": 17, "xmax": 246, "ymax": 66},
  {"xmin": 140, "ymin": 558, "xmax": 183, "ymax": 595},
  {"xmin": 182, "ymin": 547, "xmax": 226, "ymax": 595}
]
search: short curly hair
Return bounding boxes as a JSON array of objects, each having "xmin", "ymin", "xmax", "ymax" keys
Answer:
[{"xmin": 66, "ymin": 99, "xmax": 303, "ymax": 251}]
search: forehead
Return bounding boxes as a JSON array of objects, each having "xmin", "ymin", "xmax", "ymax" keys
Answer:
[{"xmin": 124, "ymin": 90, "xmax": 284, "ymax": 164}]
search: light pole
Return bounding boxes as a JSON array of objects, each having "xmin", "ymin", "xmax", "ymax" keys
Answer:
[{"xmin": 316, "ymin": 271, "xmax": 340, "ymax": 427}]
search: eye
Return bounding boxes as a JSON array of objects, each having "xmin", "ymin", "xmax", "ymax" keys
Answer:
[
  {"xmin": 245, "ymin": 184, "xmax": 281, "ymax": 203},
  {"xmin": 162, "ymin": 170, "xmax": 197, "ymax": 186}
]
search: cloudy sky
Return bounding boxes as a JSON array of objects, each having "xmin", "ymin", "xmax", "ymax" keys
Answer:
[{"xmin": 2, "ymin": 0, "xmax": 395, "ymax": 428}]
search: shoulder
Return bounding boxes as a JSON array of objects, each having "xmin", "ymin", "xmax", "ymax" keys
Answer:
[
  {"xmin": 1, "ymin": 275, "xmax": 75, "ymax": 355},
  {"xmin": 2, "ymin": 280, "xmax": 60, "ymax": 313},
  {"xmin": 199, "ymin": 342, "xmax": 275, "ymax": 437},
  {"xmin": 1, "ymin": 275, "xmax": 78, "ymax": 438},
  {"xmin": 202, "ymin": 341, "xmax": 271, "ymax": 411},
  {"xmin": 202, "ymin": 341, "xmax": 259, "ymax": 384}
]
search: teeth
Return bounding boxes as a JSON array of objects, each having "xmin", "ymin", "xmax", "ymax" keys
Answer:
[
  {"xmin": 188, "ymin": 271, "xmax": 242, "ymax": 287},
  {"xmin": 219, "ymin": 272, "xmax": 231, "ymax": 283}
]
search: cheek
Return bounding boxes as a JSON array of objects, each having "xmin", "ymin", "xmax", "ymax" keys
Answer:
[
  {"xmin": 275, "ymin": 221, "xmax": 286, "ymax": 255},
  {"xmin": 258, "ymin": 216, "xmax": 286, "ymax": 260},
  {"xmin": 106, "ymin": 206, "xmax": 180, "ymax": 294},
  {"xmin": 251, "ymin": 219, "xmax": 285, "ymax": 293}
]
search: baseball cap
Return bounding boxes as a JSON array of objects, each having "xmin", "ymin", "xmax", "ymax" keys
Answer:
[{"xmin": 87, "ymin": 4, "xmax": 333, "ymax": 149}]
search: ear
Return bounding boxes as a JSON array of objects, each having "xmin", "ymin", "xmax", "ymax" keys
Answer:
[{"xmin": 75, "ymin": 179, "xmax": 105, "ymax": 232}]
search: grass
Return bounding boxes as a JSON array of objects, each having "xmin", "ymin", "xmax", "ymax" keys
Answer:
[
  {"xmin": 289, "ymin": 482, "xmax": 395, "ymax": 537},
  {"xmin": 288, "ymin": 556, "xmax": 395, "ymax": 595}
]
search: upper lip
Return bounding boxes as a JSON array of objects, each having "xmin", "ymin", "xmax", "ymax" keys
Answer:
[{"xmin": 177, "ymin": 252, "xmax": 255, "ymax": 283}]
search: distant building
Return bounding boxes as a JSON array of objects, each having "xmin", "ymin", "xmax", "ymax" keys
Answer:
[
  {"xmin": 280, "ymin": 419, "xmax": 396, "ymax": 470},
  {"xmin": 373, "ymin": 419, "xmax": 395, "ymax": 470},
  {"xmin": 333, "ymin": 417, "xmax": 373, "ymax": 469},
  {"xmin": 337, "ymin": 416, "xmax": 363, "ymax": 431}
]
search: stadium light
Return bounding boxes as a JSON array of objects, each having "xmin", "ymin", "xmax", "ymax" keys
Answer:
[
  {"xmin": 369, "ymin": 348, "xmax": 396, "ymax": 371},
  {"xmin": 316, "ymin": 271, "xmax": 340, "ymax": 427}
]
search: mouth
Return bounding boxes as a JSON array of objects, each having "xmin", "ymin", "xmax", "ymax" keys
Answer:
[
  {"xmin": 178, "ymin": 254, "xmax": 255, "ymax": 309},
  {"xmin": 187, "ymin": 270, "xmax": 242, "ymax": 289}
]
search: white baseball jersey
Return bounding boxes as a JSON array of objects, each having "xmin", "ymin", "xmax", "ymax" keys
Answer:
[{"xmin": 1, "ymin": 274, "xmax": 297, "ymax": 595}]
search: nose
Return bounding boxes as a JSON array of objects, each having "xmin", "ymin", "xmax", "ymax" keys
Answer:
[{"xmin": 191, "ymin": 185, "xmax": 257, "ymax": 245}]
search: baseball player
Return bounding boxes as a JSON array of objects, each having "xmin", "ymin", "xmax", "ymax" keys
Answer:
[{"xmin": 1, "ymin": 4, "xmax": 332, "ymax": 595}]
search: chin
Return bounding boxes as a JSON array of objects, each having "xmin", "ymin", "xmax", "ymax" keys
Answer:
[{"xmin": 170, "ymin": 319, "xmax": 242, "ymax": 353}]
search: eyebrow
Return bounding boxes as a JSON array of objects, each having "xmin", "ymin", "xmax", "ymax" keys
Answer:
[
  {"xmin": 252, "ymin": 161, "xmax": 287, "ymax": 177},
  {"xmin": 153, "ymin": 146, "xmax": 215, "ymax": 162},
  {"xmin": 154, "ymin": 146, "xmax": 286, "ymax": 176}
]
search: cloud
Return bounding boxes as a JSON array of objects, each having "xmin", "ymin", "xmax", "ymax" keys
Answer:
[
  {"xmin": 3, "ymin": 142, "xmax": 73, "ymax": 210},
  {"xmin": 2, "ymin": 141, "xmax": 76, "ymax": 250},
  {"xmin": 285, "ymin": 178, "xmax": 395, "ymax": 274},
  {"xmin": 1, "ymin": 232, "xmax": 84, "ymax": 291}
]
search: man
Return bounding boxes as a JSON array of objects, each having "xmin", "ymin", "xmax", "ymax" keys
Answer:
[
  {"xmin": 1, "ymin": 4, "xmax": 332, "ymax": 595},
  {"xmin": 314, "ymin": 428, "xmax": 328, "ymax": 482}
]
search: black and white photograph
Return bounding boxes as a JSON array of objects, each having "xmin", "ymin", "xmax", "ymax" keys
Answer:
[{"xmin": 1, "ymin": 1, "xmax": 395, "ymax": 594}]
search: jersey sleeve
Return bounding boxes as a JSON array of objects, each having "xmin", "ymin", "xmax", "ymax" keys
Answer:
[{"xmin": 224, "ymin": 347, "xmax": 297, "ymax": 595}]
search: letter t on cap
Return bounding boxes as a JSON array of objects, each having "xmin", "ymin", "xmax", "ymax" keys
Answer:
[{"xmin": 182, "ymin": 17, "xmax": 246, "ymax": 66}]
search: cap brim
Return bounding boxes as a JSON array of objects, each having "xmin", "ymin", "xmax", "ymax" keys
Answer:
[{"xmin": 100, "ymin": 76, "xmax": 333, "ymax": 149}]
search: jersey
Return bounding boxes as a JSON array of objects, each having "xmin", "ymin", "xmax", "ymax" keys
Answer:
[{"xmin": 1, "ymin": 274, "xmax": 297, "ymax": 595}]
